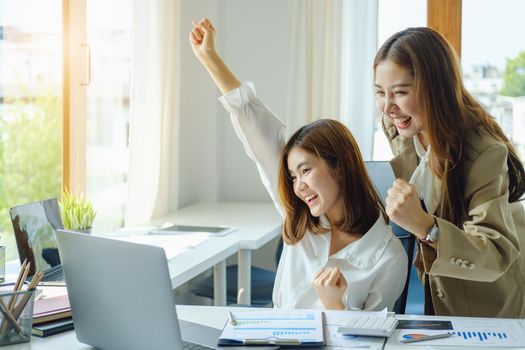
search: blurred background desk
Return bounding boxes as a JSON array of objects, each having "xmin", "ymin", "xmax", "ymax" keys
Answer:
[
  {"xmin": 5, "ymin": 201, "xmax": 281, "ymax": 306},
  {"xmin": 109, "ymin": 201, "xmax": 282, "ymax": 306},
  {"xmin": 148, "ymin": 202, "xmax": 282, "ymax": 305}
]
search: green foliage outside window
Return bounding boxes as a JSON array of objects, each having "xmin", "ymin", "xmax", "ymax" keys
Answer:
[
  {"xmin": 500, "ymin": 51, "xmax": 525, "ymax": 97},
  {"xmin": 0, "ymin": 88, "xmax": 62, "ymax": 260}
]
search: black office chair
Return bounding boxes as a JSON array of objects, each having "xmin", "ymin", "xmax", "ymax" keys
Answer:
[
  {"xmin": 191, "ymin": 238, "xmax": 284, "ymax": 307},
  {"xmin": 365, "ymin": 161, "xmax": 424, "ymax": 314}
]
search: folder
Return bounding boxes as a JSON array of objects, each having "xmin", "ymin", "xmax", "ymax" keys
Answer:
[
  {"xmin": 32, "ymin": 318, "xmax": 74, "ymax": 337},
  {"xmin": 217, "ymin": 310, "xmax": 325, "ymax": 347}
]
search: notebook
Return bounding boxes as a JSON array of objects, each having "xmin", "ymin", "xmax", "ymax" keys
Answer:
[
  {"xmin": 32, "ymin": 294, "xmax": 72, "ymax": 324},
  {"xmin": 9, "ymin": 198, "xmax": 65, "ymax": 284},
  {"xmin": 55, "ymin": 229, "xmax": 278, "ymax": 350},
  {"xmin": 32, "ymin": 317, "xmax": 74, "ymax": 337}
]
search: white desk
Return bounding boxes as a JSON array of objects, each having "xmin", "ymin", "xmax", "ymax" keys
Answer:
[
  {"xmin": 146, "ymin": 202, "xmax": 282, "ymax": 305},
  {"xmin": 5, "ymin": 307, "xmax": 525, "ymax": 350},
  {"xmin": 0, "ymin": 305, "xmax": 247, "ymax": 350},
  {"xmin": 6, "ymin": 202, "xmax": 280, "ymax": 307}
]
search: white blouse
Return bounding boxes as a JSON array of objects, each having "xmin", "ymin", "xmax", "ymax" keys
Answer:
[
  {"xmin": 219, "ymin": 81, "xmax": 408, "ymax": 311},
  {"xmin": 409, "ymin": 136, "xmax": 442, "ymax": 215}
]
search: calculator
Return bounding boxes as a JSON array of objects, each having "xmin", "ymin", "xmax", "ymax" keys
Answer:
[{"xmin": 336, "ymin": 316, "xmax": 398, "ymax": 337}]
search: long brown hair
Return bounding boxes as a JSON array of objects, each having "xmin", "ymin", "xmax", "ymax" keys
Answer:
[
  {"xmin": 374, "ymin": 27, "xmax": 525, "ymax": 225},
  {"xmin": 278, "ymin": 119, "xmax": 387, "ymax": 245}
]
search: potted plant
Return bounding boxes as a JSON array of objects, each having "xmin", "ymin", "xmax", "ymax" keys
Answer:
[{"xmin": 59, "ymin": 190, "xmax": 96, "ymax": 233}]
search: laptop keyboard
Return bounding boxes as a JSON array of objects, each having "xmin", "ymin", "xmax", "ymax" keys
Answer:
[
  {"xmin": 41, "ymin": 267, "xmax": 64, "ymax": 281},
  {"xmin": 182, "ymin": 341, "xmax": 216, "ymax": 350}
]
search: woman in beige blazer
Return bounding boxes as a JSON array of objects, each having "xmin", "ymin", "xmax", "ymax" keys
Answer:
[{"xmin": 373, "ymin": 27, "xmax": 525, "ymax": 317}]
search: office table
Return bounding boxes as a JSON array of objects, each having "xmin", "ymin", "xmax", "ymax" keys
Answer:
[
  {"xmin": 146, "ymin": 202, "xmax": 282, "ymax": 305},
  {"xmin": 5, "ymin": 202, "xmax": 280, "ymax": 308},
  {"xmin": 4, "ymin": 306, "xmax": 525, "ymax": 349}
]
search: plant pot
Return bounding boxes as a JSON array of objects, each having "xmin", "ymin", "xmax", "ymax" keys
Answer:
[{"xmin": 71, "ymin": 227, "xmax": 92, "ymax": 234}]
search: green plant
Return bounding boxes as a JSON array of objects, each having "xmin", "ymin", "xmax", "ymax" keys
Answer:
[
  {"xmin": 500, "ymin": 51, "xmax": 525, "ymax": 97},
  {"xmin": 59, "ymin": 191, "xmax": 96, "ymax": 230},
  {"xmin": 0, "ymin": 88, "xmax": 62, "ymax": 260}
]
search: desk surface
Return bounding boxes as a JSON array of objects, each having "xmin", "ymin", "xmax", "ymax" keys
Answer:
[
  {"xmin": 108, "ymin": 201, "xmax": 282, "ymax": 289},
  {"xmin": 4, "ymin": 306, "xmax": 525, "ymax": 350},
  {"xmin": 149, "ymin": 202, "xmax": 282, "ymax": 250}
]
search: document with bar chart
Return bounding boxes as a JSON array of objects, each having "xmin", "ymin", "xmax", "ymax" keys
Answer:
[
  {"xmin": 218, "ymin": 310, "xmax": 324, "ymax": 346},
  {"xmin": 395, "ymin": 318, "xmax": 525, "ymax": 347}
]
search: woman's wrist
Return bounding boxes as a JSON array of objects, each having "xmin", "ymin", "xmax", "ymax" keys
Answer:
[
  {"xmin": 415, "ymin": 214, "xmax": 436, "ymax": 240},
  {"xmin": 198, "ymin": 50, "xmax": 220, "ymax": 68},
  {"xmin": 322, "ymin": 298, "xmax": 345, "ymax": 310}
]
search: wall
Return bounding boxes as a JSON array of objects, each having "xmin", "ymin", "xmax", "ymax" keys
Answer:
[
  {"xmin": 177, "ymin": 0, "xmax": 289, "ymax": 208},
  {"xmin": 217, "ymin": 0, "xmax": 290, "ymax": 202},
  {"xmin": 177, "ymin": 0, "xmax": 289, "ymax": 270},
  {"xmin": 177, "ymin": 0, "xmax": 221, "ymax": 210}
]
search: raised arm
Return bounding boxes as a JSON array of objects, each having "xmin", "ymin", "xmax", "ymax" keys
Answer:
[
  {"xmin": 189, "ymin": 18, "xmax": 240, "ymax": 94},
  {"xmin": 189, "ymin": 18, "xmax": 287, "ymax": 216}
]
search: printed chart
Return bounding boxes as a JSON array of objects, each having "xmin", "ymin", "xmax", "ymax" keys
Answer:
[
  {"xmin": 219, "ymin": 310, "xmax": 324, "ymax": 345},
  {"xmin": 396, "ymin": 318, "xmax": 525, "ymax": 347}
]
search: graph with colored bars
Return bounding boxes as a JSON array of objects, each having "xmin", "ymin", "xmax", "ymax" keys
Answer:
[
  {"xmin": 401, "ymin": 327, "xmax": 522, "ymax": 347},
  {"xmin": 452, "ymin": 330, "xmax": 507, "ymax": 341},
  {"xmin": 233, "ymin": 313, "xmax": 315, "ymax": 327},
  {"xmin": 234, "ymin": 314, "xmax": 315, "ymax": 322},
  {"xmin": 272, "ymin": 330, "xmax": 315, "ymax": 336},
  {"xmin": 233, "ymin": 313, "xmax": 318, "ymax": 337}
]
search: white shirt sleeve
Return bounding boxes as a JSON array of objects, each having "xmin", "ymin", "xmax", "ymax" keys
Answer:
[{"xmin": 219, "ymin": 81, "xmax": 287, "ymax": 216}]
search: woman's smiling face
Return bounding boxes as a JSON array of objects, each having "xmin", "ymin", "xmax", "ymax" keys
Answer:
[
  {"xmin": 287, "ymin": 146, "xmax": 344, "ymax": 223},
  {"xmin": 374, "ymin": 60, "xmax": 425, "ymax": 142}
]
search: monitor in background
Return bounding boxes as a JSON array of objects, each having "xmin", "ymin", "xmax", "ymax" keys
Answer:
[{"xmin": 9, "ymin": 198, "xmax": 65, "ymax": 282}]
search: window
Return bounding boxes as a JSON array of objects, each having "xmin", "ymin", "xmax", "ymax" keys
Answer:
[
  {"xmin": 372, "ymin": 0, "xmax": 427, "ymax": 160},
  {"xmin": 462, "ymin": 0, "xmax": 525, "ymax": 162},
  {"xmin": 85, "ymin": 0, "xmax": 132, "ymax": 232},
  {"xmin": 0, "ymin": 0, "xmax": 62, "ymax": 260},
  {"xmin": 0, "ymin": 0, "xmax": 133, "ymax": 261}
]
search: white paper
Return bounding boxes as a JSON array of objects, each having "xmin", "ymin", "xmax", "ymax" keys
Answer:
[
  {"xmin": 110, "ymin": 234, "xmax": 208, "ymax": 258},
  {"xmin": 36, "ymin": 285, "xmax": 68, "ymax": 299},
  {"xmin": 394, "ymin": 318, "xmax": 525, "ymax": 347},
  {"xmin": 220, "ymin": 310, "xmax": 324, "ymax": 345}
]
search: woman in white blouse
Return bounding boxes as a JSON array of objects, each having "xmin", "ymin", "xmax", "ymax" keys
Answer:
[{"xmin": 189, "ymin": 18, "xmax": 407, "ymax": 311}]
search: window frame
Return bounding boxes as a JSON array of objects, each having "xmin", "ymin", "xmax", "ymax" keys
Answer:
[
  {"xmin": 62, "ymin": 0, "xmax": 87, "ymax": 194},
  {"xmin": 427, "ymin": 0, "xmax": 462, "ymax": 56}
]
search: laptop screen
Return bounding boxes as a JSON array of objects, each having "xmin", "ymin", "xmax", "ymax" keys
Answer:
[{"xmin": 9, "ymin": 198, "xmax": 64, "ymax": 277}]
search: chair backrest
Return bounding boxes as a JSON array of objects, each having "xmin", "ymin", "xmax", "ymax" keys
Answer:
[
  {"xmin": 364, "ymin": 161, "xmax": 415, "ymax": 314},
  {"xmin": 275, "ymin": 236, "xmax": 284, "ymax": 268}
]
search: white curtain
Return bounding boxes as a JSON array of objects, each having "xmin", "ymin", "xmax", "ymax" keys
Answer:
[
  {"xmin": 340, "ymin": 0, "xmax": 378, "ymax": 159},
  {"xmin": 125, "ymin": 0, "xmax": 180, "ymax": 226},
  {"xmin": 286, "ymin": 0, "xmax": 378, "ymax": 158}
]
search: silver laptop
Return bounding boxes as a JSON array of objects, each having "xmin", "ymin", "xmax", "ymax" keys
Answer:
[{"xmin": 55, "ymin": 230, "xmax": 277, "ymax": 350}]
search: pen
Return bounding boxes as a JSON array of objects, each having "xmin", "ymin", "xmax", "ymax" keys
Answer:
[
  {"xmin": 401, "ymin": 332, "xmax": 454, "ymax": 344},
  {"xmin": 229, "ymin": 311, "xmax": 237, "ymax": 325},
  {"xmin": 245, "ymin": 338, "xmax": 302, "ymax": 345}
]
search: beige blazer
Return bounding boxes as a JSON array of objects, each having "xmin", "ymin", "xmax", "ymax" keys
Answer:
[{"xmin": 382, "ymin": 115, "xmax": 525, "ymax": 318}]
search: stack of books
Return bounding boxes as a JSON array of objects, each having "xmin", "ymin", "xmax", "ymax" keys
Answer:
[{"xmin": 32, "ymin": 294, "xmax": 74, "ymax": 337}]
